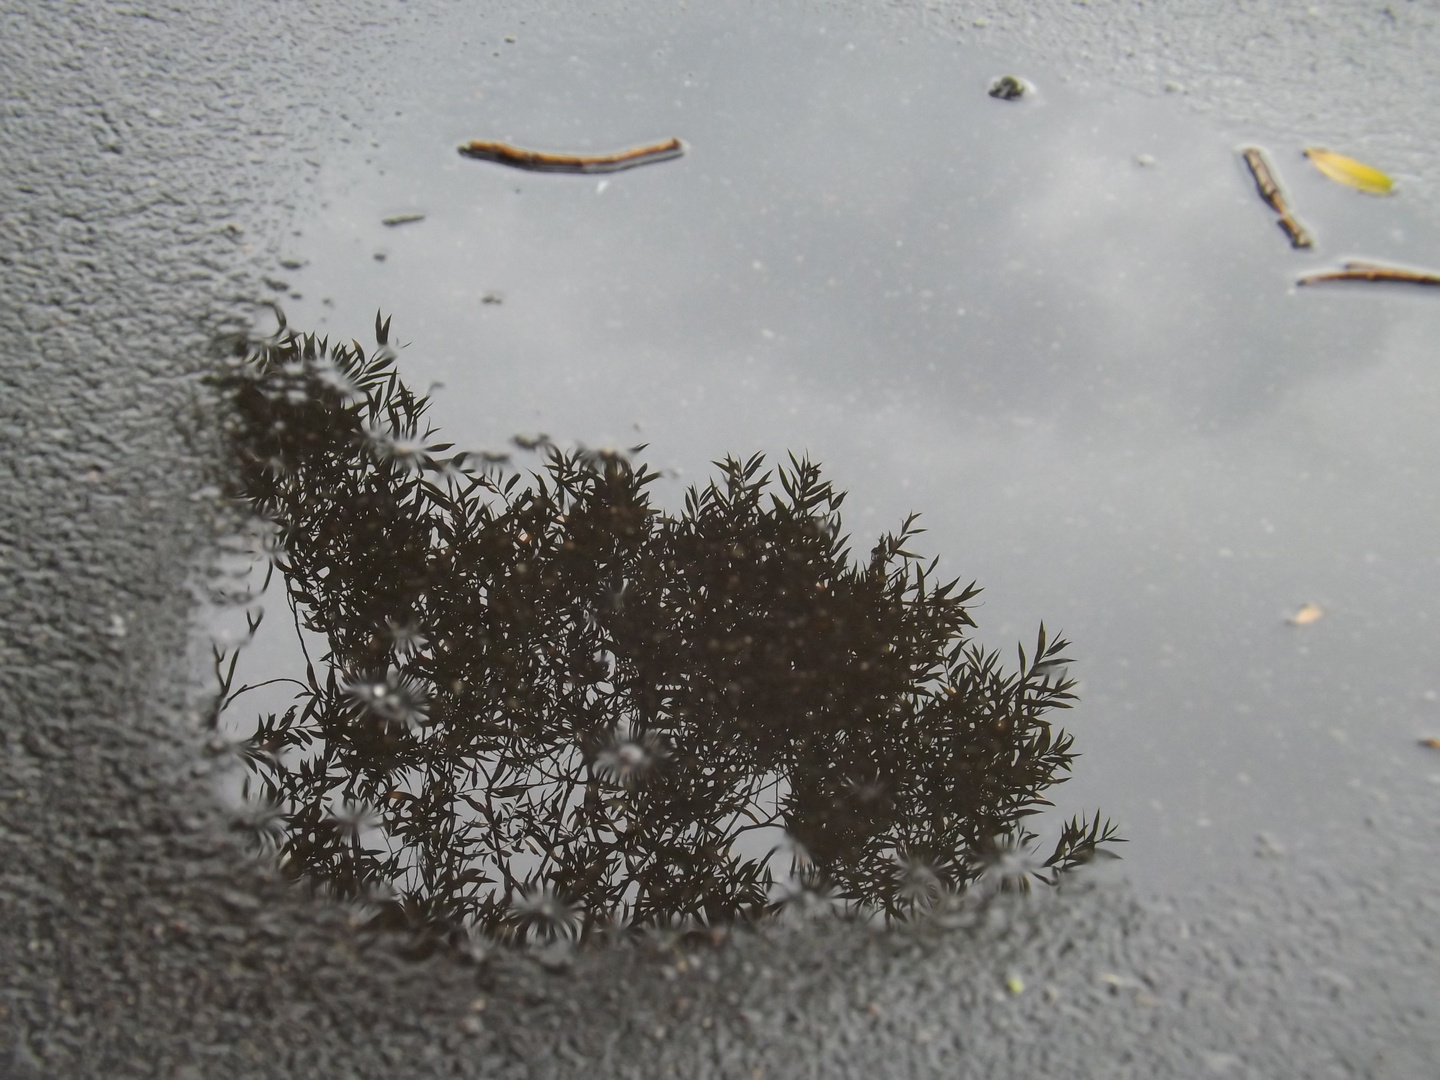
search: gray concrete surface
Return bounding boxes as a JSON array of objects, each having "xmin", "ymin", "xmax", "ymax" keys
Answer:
[{"xmin": 3, "ymin": 2, "xmax": 1437, "ymax": 1077}]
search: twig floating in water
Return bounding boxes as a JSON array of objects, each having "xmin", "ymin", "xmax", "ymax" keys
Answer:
[
  {"xmin": 1240, "ymin": 149, "xmax": 1291, "ymax": 217},
  {"xmin": 457, "ymin": 136, "xmax": 685, "ymax": 174},
  {"xmin": 1298, "ymin": 260, "xmax": 1440, "ymax": 288},
  {"xmin": 1241, "ymin": 146, "xmax": 1314, "ymax": 250},
  {"xmin": 382, "ymin": 213, "xmax": 426, "ymax": 227}
]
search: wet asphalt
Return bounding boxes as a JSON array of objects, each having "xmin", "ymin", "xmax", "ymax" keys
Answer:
[{"xmin": 2, "ymin": 2, "xmax": 1437, "ymax": 1077}]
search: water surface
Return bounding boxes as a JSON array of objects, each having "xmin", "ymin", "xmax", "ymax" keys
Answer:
[{"xmin": 215, "ymin": 12, "xmax": 1440, "ymax": 893}]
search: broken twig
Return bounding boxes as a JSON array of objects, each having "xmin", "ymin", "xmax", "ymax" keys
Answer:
[
  {"xmin": 1241, "ymin": 146, "xmax": 1314, "ymax": 249},
  {"xmin": 1298, "ymin": 260, "xmax": 1440, "ymax": 288},
  {"xmin": 458, "ymin": 137, "xmax": 684, "ymax": 174}
]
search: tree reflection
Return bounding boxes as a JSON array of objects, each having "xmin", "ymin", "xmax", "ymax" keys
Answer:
[{"xmin": 208, "ymin": 312, "xmax": 1120, "ymax": 944}]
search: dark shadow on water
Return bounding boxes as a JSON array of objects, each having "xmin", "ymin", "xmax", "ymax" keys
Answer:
[{"xmin": 205, "ymin": 311, "xmax": 1120, "ymax": 950}]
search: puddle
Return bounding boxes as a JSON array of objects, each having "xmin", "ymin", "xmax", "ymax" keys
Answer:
[{"xmin": 202, "ymin": 11, "xmax": 1440, "ymax": 915}]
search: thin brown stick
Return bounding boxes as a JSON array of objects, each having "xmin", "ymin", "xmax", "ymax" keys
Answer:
[
  {"xmin": 1241, "ymin": 146, "xmax": 1314, "ymax": 249},
  {"xmin": 457, "ymin": 137, "xmax": 684, "ymax": 174},
  {"xmin": 1275, "ymin": 216, "xmax": 1313, "ymax": 249},
  {"xmin": 1298, "ymin": 260, "xmax": 1440, "ymax": 287},
  {"xmin": 1241, "ymin": 148, "xmax": 1288, "ymax": 213}
]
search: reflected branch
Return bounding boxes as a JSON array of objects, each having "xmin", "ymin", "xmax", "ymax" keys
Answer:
[{"xmin": 208, "ymin": 313, "xmax": 1121, "ymax": 944}]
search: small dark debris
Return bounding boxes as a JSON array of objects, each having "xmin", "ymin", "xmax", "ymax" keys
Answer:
[
  {"xmin": 373, "ymin": 253, "xmax": 386, "ymax": 262},
  {"xmin": 382, "ymin": 213, "xmax": 426, "ymax": 227},
  {"xmin": 481, "ymin": 293, "xmax": 504, "ymax": 305},
  {"xmin": 279, "ymin": 259, "xmax": 304, "ymax": 270},
  {"xmin": 988, "ymin": 75, "xmax": 1028, "ymax": 101},
  {"xmin": 263, "ymin": 278, "xmax": 289, "ymax": 292}
]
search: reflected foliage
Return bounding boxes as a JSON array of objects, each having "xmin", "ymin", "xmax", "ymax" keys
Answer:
[{"xmin": 209, "ymin": 313, "xmax": 1119, "ymax": 943}]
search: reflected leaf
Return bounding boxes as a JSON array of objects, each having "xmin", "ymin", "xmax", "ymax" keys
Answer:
[
  {"xmin": 506, "ymin": 883, "xmax": 582, "ymax": 944},
  {"xmin": 1303, "ymin": 147, "xmax": 1395, "ymax": 195},
  {"xmin": 591, "ymin": 723, "xmax": 668, "ymax": 789}
]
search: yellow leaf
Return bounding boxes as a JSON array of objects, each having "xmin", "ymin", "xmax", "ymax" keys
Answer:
[
  {"xmin": 1303, "ymin": 147, "xmax": 1394, "ymax": 195},
  {"xmin": 1288, "ymin": 603, "xmax": 1324, "ymax": 626}
]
